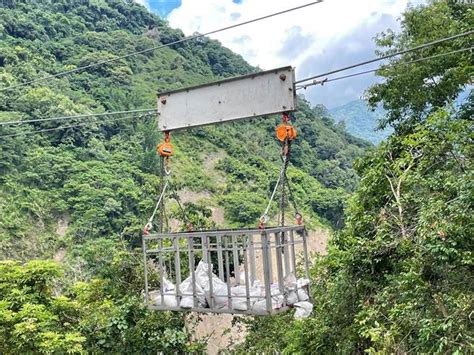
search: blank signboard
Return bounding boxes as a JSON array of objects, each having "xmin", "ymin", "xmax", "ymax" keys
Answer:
[{"xmin": 157, "ymin": 66, "xmax": 296, "ymax": 131}]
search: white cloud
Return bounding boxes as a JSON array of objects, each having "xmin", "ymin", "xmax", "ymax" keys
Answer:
[
  {"xmin": 168, "ymin": 0, "xmax": 409, "ymax": 71},
  {"xmin": 134, "ymin": 0, "xmax": 150, "ymax": 9},
  {"xmin": 166, "ymin": 0, "xmax": 417, "ymax": 107}
]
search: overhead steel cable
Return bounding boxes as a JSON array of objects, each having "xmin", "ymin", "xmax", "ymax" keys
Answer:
[
  {"xmin": 296, "ymin": 45, "xmax": 474, "ymax": 90},
  {"xmin": 3, "ymin": 45, "xmax": 470, "ymax": 131},
  {"xmin": 295, "ymin": 30, "xmax": 474, "ymax": 85},
  {"xmin": 0, "ymin": 108, "xmax": 156, "ymax": 126},
  {"xmin": 0, "ymin": 112, "xmax": 152, "ymax": 138},
  {"xmin": 0, "ymin": 0, "xmax": 324, "ymax": 93}
]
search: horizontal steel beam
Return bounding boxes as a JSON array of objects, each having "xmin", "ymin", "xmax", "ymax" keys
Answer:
[
  {"xmin": 157, "ymin": 66, "xmax": 296, "ymax": 131},
  {"xmin": 145, "ymin": 241, "xmax": 304, "ymax": 254},
  {"xmin": 147, "ymin": 304, "xmax": 290, "ymax": 316},
  {"xmin": 144, "ymin": 225, "xmax": 305, "ymax": 240}
]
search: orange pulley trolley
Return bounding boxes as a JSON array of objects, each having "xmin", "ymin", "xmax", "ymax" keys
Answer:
[{"xmin": 157, "ymin": 131, "xmax": 173, "ymax": 157}]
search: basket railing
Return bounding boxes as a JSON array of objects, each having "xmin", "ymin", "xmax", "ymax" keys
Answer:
[{"xmin": 142, "ymin": 225, "xmax": 309, "ymax": 315}]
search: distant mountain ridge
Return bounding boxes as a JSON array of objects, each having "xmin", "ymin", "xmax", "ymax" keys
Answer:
[{"xmin": 329, "ymin": 100, "xmax": 392, "ymax": 144}]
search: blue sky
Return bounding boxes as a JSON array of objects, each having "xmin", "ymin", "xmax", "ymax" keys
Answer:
[
  {"xmin": 147, "ymin": 0, "xmax": 181, "ymax": 18},
  {"xmin": 140, "ymin": 0, "xmax": 413, "ymax": 108}
]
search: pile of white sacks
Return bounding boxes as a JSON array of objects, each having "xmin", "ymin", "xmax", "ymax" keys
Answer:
[{"xmin": 150, "ymin": 261, "xmax": 313, "ymax": 319}]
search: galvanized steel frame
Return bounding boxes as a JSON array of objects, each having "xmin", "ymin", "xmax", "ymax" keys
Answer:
[{"xmin": 142, "ymin": 225, "xmax": 309, "ymax": 315}]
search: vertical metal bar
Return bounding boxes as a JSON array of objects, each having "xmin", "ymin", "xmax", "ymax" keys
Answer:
[
  {"xmin": 217, "ymin": 235, "xmax": 224, "ymax": 281},
  {"xmin": 232, "ymin": 235, "xmax": 240, "ymax": 285},
  {"xmin": 274, "ymin": 231, "xmax": 285, "ymax": 306},
  {"xmin": 302, "ymin": 229, "xmax": 310, "ymax": 279},
  {"xmin": 290, "ymin": 229, "xmax": 297, "ymax": 276},
  {"xmin": 205, "ymin": 235, "xmax": 214, "ymax": 309},
  {"xmin": 224, "ymin": 236, "xmax": 232, "ymax": 309},
  {"xmin": 261, "ymin": 231, "xmax": 272, "ymax": 313},
  {"xmin": 158, "ymin": 236, "xmax": 165, "ymax": 306},
  {"xmin": 168, "ymin": 257, "xmax": 173, "ymax": 281},
  {"xmin": 267, "ymin": 233, "xmax": 273, "ymax": 284},
  {"xmin": 243, "ymin": 234, "xmax": 251, "ymax": 310},
  {"xmin": 188, "ymin": 237, "xmax": 197, "ymax": 308},
  {"xmin": 249, "ymin": 235, "xmax": 256, "ymax": 284},
  {"xmin": 283, "ymin": 231, "xmax": 290, "ymax": 276},
  {"xmin": 302, "ymin": 229, "xmax": 310, "ymax": 299},
  {"xmin": 174, "ymin": 236, "xmax": 181, "ymax": 305},
  {"xmin": 142, "ymin": 236, "xmax": 149, "ymax": 305},
  {"xmin": 201, "ymin": 236, "xmax": 210, "ymax": 264}
]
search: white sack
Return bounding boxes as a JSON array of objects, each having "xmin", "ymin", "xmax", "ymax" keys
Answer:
[
  {"xmin": 287, "ymin": 291, "xmax": 298, "ymax": 305},
  {"xmin": 252, "ymin": 299, "xmax": 267, "ymax": 313},
  {"xmin": 150, "ymin": 277, "xmax": 178, "ymax": 307},
  {"xmin": 231, "ymin": 285, "xmax": 248, "ymax": 311},
  {"xmin": 271, "ymin": 283, "xmax": 284, "ymax": 309},
  {"xmin": 296, "ymin": 278, "xmax": 310, "ymax": 301},
  {"xmin": 297, "ymin": 278, "xmax": 310, "ymax": 288},
  {"xmin": 194, "ymin": 261, "xmax": 229, "ymax": 309},
  {"xmin": 235, "ymin": 264, "xmax": 246, "ymax": 285},
  {"xmin": 284, "ymin": 273, "xmax": 297, "ymax": 289},
  {"xmin": 252, "ymin": 283, "xmax": 285, "ymax": 312},
  {"xmin": 297, "ymin": 288, "xmax": 309, "ymax": 302},
  {"xmin": 194, "ymin": 260, "xmax": 211, "ymax": 286},
  {"xmin": 284, "ymin": 273, "xmax": 298, "ymax": 305},
  {"xmin": 179, "ymin": 277, "xmax": 206, "ymax": 309},
  {"xmin": 284, "ymin": 274, "xmax": 310, "ymax": 304},
  {"xmin": 205, "ymin": 277, "xmax": 229, "ymax": 309},
  {"xmin": 294, "ymin": 301, "xmax": 313, "ymax": 319},
  {"xmin": 231, "ymin": 284, "xmax": 263, "ymax": 311},
  {"xmin": 179, "ymin": 296, "xmax": 194, "ymax": 309},
  {"xmin": 252, "ymin": 297, "xmax": 283, "ymax": 312}
]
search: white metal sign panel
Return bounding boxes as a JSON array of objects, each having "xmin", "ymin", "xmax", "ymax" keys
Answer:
[{"xmin": 157, "ymin": 66, "xmax": 296, "ymax": 131}]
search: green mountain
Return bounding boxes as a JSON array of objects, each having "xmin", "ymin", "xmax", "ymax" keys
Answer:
[
  {"xmin": 0, "ymin": 1, "xmax": 369, "ymax": 352},
  {"xmin": 329, "ymin": 99, "xmax": 393, "ymax": 144}
]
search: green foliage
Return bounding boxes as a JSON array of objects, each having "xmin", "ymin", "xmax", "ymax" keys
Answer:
[
  {"xmin": 366, "ymin": 0, "xmax": 473, "ymax": 129},
  {"xmin": 241, "ymin": 1, "xmax": 473, "ymax": 353},
  {"xmin": 0, "ymin": 260, "xmax": 86, "ymax": 354},
  {"xmin": 292, "ymin": 101, "xmax": 370, "ymax": 191},
  {"xmin": 0, "ymin": 259, "xmax": 191, "ymax": 354},
  {"xmin": 223, "ymin": 190, "xmax": 267, "ymax": 227},
  {"xmin": 241, "ymin": 103, "xmax": 474, "ymax": 354}
]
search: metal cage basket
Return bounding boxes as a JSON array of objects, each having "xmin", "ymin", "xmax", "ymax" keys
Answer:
[{"xmin": 142, "ymin": 225, "xmax": 310, "ymax": 315}]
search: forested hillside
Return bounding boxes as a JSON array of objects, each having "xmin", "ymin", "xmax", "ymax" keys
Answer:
[
  {"xmin": 0, "ymin": 1, "xmax": 368, "ymax": 352},
  {"xmin": 329, "ymin": 99, "xmax": 393, "ymax": 144}
]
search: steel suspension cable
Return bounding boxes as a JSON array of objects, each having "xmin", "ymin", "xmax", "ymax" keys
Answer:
[
  {"xmin": 280, "ymin": 140, "xmax": 291, "ymax": 227},
  {"xmin": 0, "ymin": 112, "xmax": 152, "ymax": 138},
  {"xmin": 0, "ymin": 1, "xmax": 324, "ymax": 93},
  {"xmin": 0, "ymin": 108, "xmax": 156, "ymax": 126},
  {"xmin": 295, "ymin": 30, "xmax": 474, "ymax": 85},
  {"xmin": 296, "ymin": 46, "xmax": 474, "ymax": 90}
]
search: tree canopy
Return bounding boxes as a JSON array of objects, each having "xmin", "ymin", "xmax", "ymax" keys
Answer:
[{"xmin": 240, "ymin": 1, "xmax": 473, "ymax": 353}]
